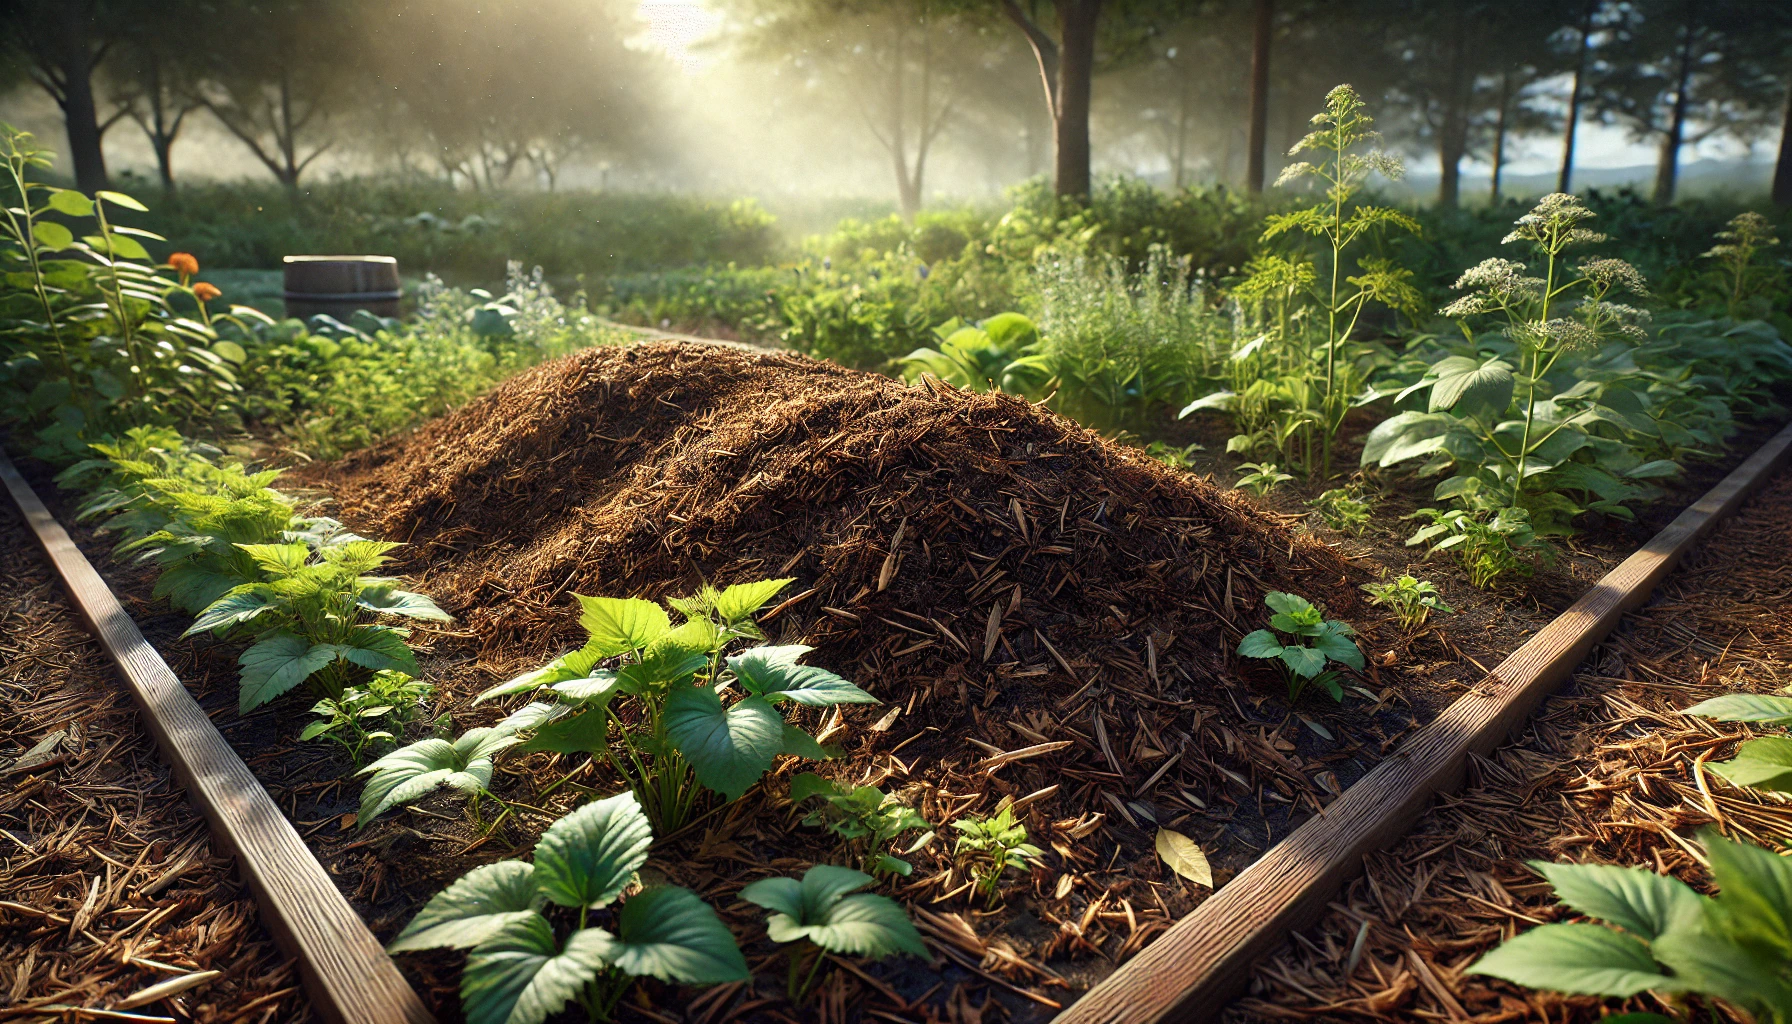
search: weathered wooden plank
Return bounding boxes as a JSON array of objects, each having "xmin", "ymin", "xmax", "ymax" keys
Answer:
[
  {"xmin": 0, "ymin": 451, "xmax": 434, "ymax": 1024},
  {"xmin": 1056, "ymin": 420, "xmax": 1792, "ymax": 1024}
]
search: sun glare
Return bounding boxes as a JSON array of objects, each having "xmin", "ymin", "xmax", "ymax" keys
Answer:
[{"xmin": 636, "ymin": 0, "xmax": 718, "ymax": 75}]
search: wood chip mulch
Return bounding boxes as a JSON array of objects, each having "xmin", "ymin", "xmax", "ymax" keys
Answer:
[
  {"xmin": 0, "ymin": 502, "xmax": 309, "ymax": 1024},
  {"xmin": 1228, "ymin": 468, "xmax": 1792, "ymax": 1024}
]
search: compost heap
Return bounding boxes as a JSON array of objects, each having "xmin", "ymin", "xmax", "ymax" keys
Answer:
[{"xmin": 313, "ymin": 341, "xmax": 1361, "ymax": 802}]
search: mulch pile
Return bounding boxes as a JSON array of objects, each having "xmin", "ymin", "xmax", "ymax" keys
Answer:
[
  {"xmin": 0, "ymin": 506, "xmax": 309, "ymax": 1023},
  {"xmin": 1229, "ymin": 468, "xmax": 1792, "ymax": 1023},
  {"xmin": 288, "ymin": 341, "xmax": 1444, "ymax": 1018}
]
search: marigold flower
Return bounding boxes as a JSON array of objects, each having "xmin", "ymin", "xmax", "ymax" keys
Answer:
[
  {"xmin": 168, "ymin": 252, "xmax": 199, "ymax": 277},
  {"xmin": 193, "ymin": 281, "xmax": 222, "ymax": 302}
]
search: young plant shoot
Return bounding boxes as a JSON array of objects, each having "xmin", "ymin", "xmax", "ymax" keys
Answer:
[
  {"xmin": 952, "ymin": 806, "xmax": 1042, "ymax": 908},
  {"xmin": 1361, "ymin": 575, "xmax": 1453, "ymax": 631},
  {"xmin": 740, "ymin": 864, "xmax": 927, "ymax": 1004},
  {"xmin": 1237, "ymin": 592, "xmax": 1363, "ymax": 702},
  {"xmin": 788, "ymin": 773, "xmax": 932, "ymax": 877},
  {"xmin": 388, "ymin": 791, "xmax": 748, "ymax": 1024}
]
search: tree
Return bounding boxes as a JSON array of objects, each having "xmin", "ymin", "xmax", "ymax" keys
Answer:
[
  {"xmin": 1588, "ymin": 0, "xmax": 1781, "ymax": 205},
  {"xmin": 0, "ymin": 0, "xmax": 131, "ymax": 192},
  {"xmin": 1245, "ymin": 0, "xmax": 1272, "ymax": 193},
  {"xmin": 194, "ymin": 0, "xmax": 368, "ymax": 190},
  {"xmin": 997, "ymin": 0, "xmax": 1104, "ymax": 198},
  {"xmin": 1099, "ymin": 3, "xmax": 1246, "ymax": 189},
  {"xmin": 1555, "ymin": 0, "xmax": 1600, "ymax": 193},
  {"xmin": 106, "ymin": 8, "xmax": 204, "ymax": 192}
]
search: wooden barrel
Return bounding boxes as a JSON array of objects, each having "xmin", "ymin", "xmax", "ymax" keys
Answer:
[{"xmin": 282, "ymin": 256, "xmax": 402, "ymax": 319}]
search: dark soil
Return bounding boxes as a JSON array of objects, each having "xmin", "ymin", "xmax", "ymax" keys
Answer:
[{"xmin": 19, "ymin": 340, "xmax": 1783, "ymax": 1024}]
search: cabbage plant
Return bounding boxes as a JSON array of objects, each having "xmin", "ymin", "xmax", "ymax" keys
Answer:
[{"xmin": 389, "ymin": 791, "xmax": 747, "ymax": 1024}]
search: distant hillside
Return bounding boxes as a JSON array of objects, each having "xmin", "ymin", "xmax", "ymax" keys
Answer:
[{"xmin": 1394, "ymin": 158, "xmax": 1775, "ymax": 203}]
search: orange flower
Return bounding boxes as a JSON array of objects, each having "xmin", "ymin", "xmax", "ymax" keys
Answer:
[
  {"xmin": 168, "ymin": 252, "xmax": 199, "ymax": 277},
  {"xmin": 193, "ymin": 282, "xmax": 222, "ymax": 302}
]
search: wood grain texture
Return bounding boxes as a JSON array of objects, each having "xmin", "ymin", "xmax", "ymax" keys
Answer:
[
  {"xmin": 1056, "ymin": 420, "xmax": 1792, "ymax": 1024},
  {"xmin": 0, "ymin": 451, "xmax": 435, "ymax": 1024}
]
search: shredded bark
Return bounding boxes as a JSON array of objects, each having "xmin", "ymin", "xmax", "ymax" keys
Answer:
[
  {"xmin": 1229, "ymin": 468, "xmax": 1792, "ymax": 1024},
  {"xmin": 0, "ymin": 504, "xmax": 309, "ymax": 1023}
]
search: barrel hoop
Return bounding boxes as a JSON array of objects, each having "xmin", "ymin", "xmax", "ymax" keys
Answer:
[{"xmin": 282, "ymin": 290, "xmax": 403, "ymax": 301}]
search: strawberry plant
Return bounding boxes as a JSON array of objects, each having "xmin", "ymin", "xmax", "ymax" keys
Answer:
[
  {"xmin": 740, "ymin": 865, "xmax": 927, "ymax": 1004},
  {"xmin": 388, "ymin": 791, "xmax": 748, "ymax": 1024},
  {"xmin": 1237, "ymin": 591, "xmax": 1362, "ymax": 702},
  {"xmin": 474, "ymin": 580, "xmax": 877, "ymax": 830},
  {"xmin": 952, "ymin": 806, "xmax": 1042, "ymax": 908},
  {"xmin": 1468, "ymin": 833, "xmax": 1792, "ymax": 1023},
  {"xmin": 788, "ymin": 773, "xmax": 932, "ymax": 877}
]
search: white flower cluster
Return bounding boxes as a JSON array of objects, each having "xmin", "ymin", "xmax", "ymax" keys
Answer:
[
  {"xmin": 1502, "ymin": 193, "xmax": 1607, "ymax": 249},
  {"xmin": 1581, "ymin": 300, "xmax": 1652, "ymax": 342},
  {"xmin": 1439, "ymin": 258, "xmax": 1544, "ymax": 318},
  {"xmin": 1576, "ymin": 257, "xmax": 1650, "ymax": 298}
]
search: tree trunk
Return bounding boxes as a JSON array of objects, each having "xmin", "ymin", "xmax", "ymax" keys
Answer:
[
  {"xmin": 1490, "ymin": 71, "xmax": 1511, "ymax": 201},
  {"xmin": 1558, "ymin": 0, "xmax": 1594, "ymax": 194},
  {"xmin": 1436, "ymin": 10, "xmax": 1469, "ymax": 208},
  {"xmin": 57, "ymin": 3, "xmax": 109, "ymax": 193},
  {"xmin": 1245, "ymin": 0, "xmax": 1272, "ymax": 194},
  {"xmin": 1774, "ymin": 81, "xmax": 1792, "ymax": 206},
  {"xmin": 1653, "ymin": 19, "xmax": 1696, "ymax": 206},
  {"xmin": 1052, "ymin": 0, "xmax": 1101, "ymax": 200}
]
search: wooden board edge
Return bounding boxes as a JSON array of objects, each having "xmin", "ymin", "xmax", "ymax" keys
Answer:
[
  {"xmin": 0, "ymin": 450, "xmax": 436, "ymax": 1024},
  {"xmin": 1054, "ymin": 420, "xmax": 1792, "ymax": 1024}
]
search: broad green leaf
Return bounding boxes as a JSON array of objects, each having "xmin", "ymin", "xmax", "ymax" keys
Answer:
[
  {"xmin": 728, "ymin": 648, "xmax": 875, "ymax": 706},
  {"xmin": 574, "ymin": 595, "xmax": 669, "ymax": 651},
  {"xmin": 1179, "ymin": 391, "xmax": 1236, "ymax": 417},
  {"xmin": 1651, "ymin": 921, "xmax": 1792, "ymax": 1017},
  {"xmin": 476, "ymin": 641, "xmax": 612, "ymax": 704},
  {"xmin": 389, "ymin": 862, "xmax": 544, "ymax": 952},
  {"xmin": 238, "ymin": 542, "xmax": 309, "ymax": 576},
  {"xmin": 356, "ymin": 728, "xmax": 517, "ymax": 823},
  {"xmin": 95, "ymin": 189, "xmax": 149, "ymax": 211},
  {"xmin": 31, "ymin": 220, "xmax": 72, "ymax": 250},
  {"xmin": 649, "ymin": 617, "xmax": 721, "ymax": 658},
  {"xmin": 1466, "ymin": 923, "xmax": 1681, "ymax": 997},
  {"xmin": 1625, "ymin": 460, "xmax": 1682, "ymax": 480},
  {"xmin": 600, "ymin": 886, "xmax": 749, "ymax": 984},
  {"xmin": 1237, "ymin": 630, "xmax": 1283, "ymax": 659},
  {"xmin": 238, "ymin": 632, "xmax": 337, "ymax": 711},
  {"xmin": 357, "ymin": 586, "xmax": 452, "ymax": 621},
  {"xmin": 98, "ymin": 233, "xmax": 152, "ymax": 260},
  {"xmin": 745, "ymin": 866, "xmax": 925, "ymax": 959},
  {"xmin": 711, "ymin": 578, "xmax": 794, "ymax": 622},
  {"xmin": 739, "ymin": 876, "xmax": 805, "ymax": 919},
  {"xmin": 298, "ymin": 720, "xmax": 335, "ymax": 741},
  {"xmin": 1314, "ymin": 627, "xmax": 1364, "ymax": 670},
  {"xmin": 1430, "ymin": 359, "xmax": 1514, "ymax": 423},
  {"xmin": 339, "ymin": 625, "xmax": 419, "ymax": 676},
  {"xmin": 788, "ymin": 772, "xmax": 842, "ymax": 805},
  {"xmin": 46, "ymin": 189, "xmax": 93, "ymax": 216},
  {"xmin": 778, "ymin": 724, "xmax": 832, "ymax": 760},
  {"xmin": 1263, "ymin": 592, "xmax": 1315, "ymax": 618},
  {"xmin": 550, "ymin": 671, "xmax": 627, "ymax": 702},
  {"xmin": 1529, "ymin": 861, "xmax": 1705, "ymax": 941},
  {"xmin": 460, "ymin": 916, "xmax": 608, "ymax": 1024},
  {"xmin": 663, "ymin": 687, "xmax": 785, "ymax": 800},
  {"xmin": 1279, "ymin": 645, "xmax": 1327, "ymax": 679},
  {"xmin": 514, "ymin": 708, "xmax": 611, "ymax": 756},
  {"xmin": 1710, "ymin": 737, "xmax": 1792, "ymax": 793},
  {"xmin": 1701, "ymin": 832, "xmax": 1792, "ymax": 957},
  {"xmin": 619, "ymin": 648, "xmax": 708, "ymax": 691},
  {"xmin": 1683, "ymin": 694, "xmax": 1792, "ymax": 726},
  {"xmin": 154, "ymin": 562, "xmax": 248, "ymax": 614},
  {"xmin": 532, "ymin": 791, "xmax": 653, "ymax": 910},
  {"xmin": 184, "ymin": 588, "xmax": 277, "ymax": 637}
]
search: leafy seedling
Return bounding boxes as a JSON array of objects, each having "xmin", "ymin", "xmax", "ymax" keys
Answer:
[
  {"xmin": 301, "ymin": 670, "xmax": 432, "ymax": 765},
  {"xmin": 1361, "ymin": 575, "xmax": 1453, "ymax": 631},
  {"xmin": 1237, "ymin": 591, "xmax": 1363, "ymax": 702},
  {"xmin": 952, "ymin": 806, "xmax": 1042, "ymax": 908},
  {"xmin": 788, "ymin": 773, "xmax": 932, "ymax": 876},
  {"xmin": 1235, "ymin": 461, "xmax": 1293, "ymax": 496},
  {"xmin": 357, "ymin": 727, "xmax": 519, "ymax": 825},
  {"xmin": 740, "ymin": 864, "xmax": 927, "ymax": 1003},
  {"xmin": 389, "ymin": 791, "xmax": 747, "ymax": 1024}
]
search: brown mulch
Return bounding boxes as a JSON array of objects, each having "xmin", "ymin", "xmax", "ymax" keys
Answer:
[
  {"xmin": 0, "ymin": 504, "xmax": 309, "ymax": 1022},
  {"xmin": 1227, "ymin": 467, "xmax": 1792, "ymax": 1023}
]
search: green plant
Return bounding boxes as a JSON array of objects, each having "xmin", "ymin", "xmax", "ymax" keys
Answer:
[
  {"xmin": 388, "ymin": 791, "xmax": 748, "ymax": 1024},
  {"xmin": 1361, "ymin": 574, "xmax": 1453, "ymax": 631},
  {"xmin": 301, "ymin": 670, "xmax": 433, "ymax": 765},
  {"xmin": 788, "ymin": 773, "xmax": 931, "ymax": 877},
  {"xmin": 1144, "ymin": 440, "xmax": 1204, "ymax": 470},
  {"xmin": 951, "ymin": 806, "xmax": 1042, "ymax": 908},
  {"xmin": 1406, "ymin": 507, "xmax": 1548, "ymax": 589},
  {"xmin": 1237, "ymin": 591, "xmax": 1363, "ymax": 702},
  {"xmin": 898, "ymin": 312, "xmax": 1045, "ymax": 394},
  {"xmin": 1235, "ymin": 462, "xmax": 1294, "ymax": 497},
  {"xmin": 1308, "ymin": 486, "xmax": 1373, "ymax": 534},
  {"xmin": 1260, "ymin": 85, "xmax": 1421, "ymax": 476},
  {"xmin": 473, "ymin": 580, "xmax": 877, "ymax": 831},
  {"xmin": 1467, "ymin": 833, "xmax": 1792, "ymax": 1023},
  {"xmin": 1700, "ymin": 211, "xmax": 1784, "ymax": 320},
  {"xmin": 185, "ymin": 535, "xmax": 449, "ymax": 711},
  {"xmin": 1684, "ymin": 687, "xmax": 1792, "ymax": 795},
  {"xmin": 1364, "ymin": 194, "xmax": 1668, "ymax": 535},
  {"xmin": 740, "ymin": 864, "xmax": 927, "ymax": 1004},
  {"xmin": 357, "ymin": 726, "xmax": 520, "ymax": 824}
]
